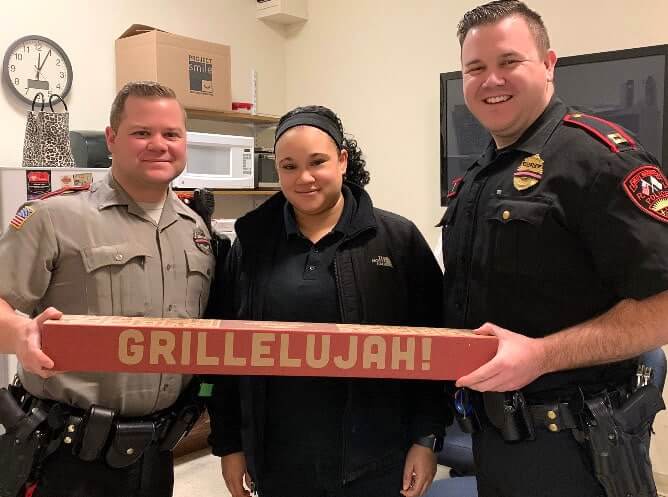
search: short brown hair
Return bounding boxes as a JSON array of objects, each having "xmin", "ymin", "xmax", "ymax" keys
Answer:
[
  {"xmin": 109, "ymin": 81, "xmax": 186, "ymax": 131},
  {"xmin": 457, "ymin": 1, "xmax": 550, "ymax": 55}
]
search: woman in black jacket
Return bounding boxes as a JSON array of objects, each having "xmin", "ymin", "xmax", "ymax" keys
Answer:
[{"xmin": 206, "ymin": 105, "xmax": 447, "ymax": 497}]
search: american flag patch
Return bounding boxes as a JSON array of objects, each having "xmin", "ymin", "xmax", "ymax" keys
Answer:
[{"xmin": 10, "ymin": 206, "xmax": 36, "ymax": 230}]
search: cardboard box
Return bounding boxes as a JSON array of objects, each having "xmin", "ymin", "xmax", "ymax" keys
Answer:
[
  {"xmin": 42, "ymin": 315, "xmax": 498, "ymax": 380},
  {"xmin": 115, "ymin": 24, "xmax": 231, "ymax": 112}
]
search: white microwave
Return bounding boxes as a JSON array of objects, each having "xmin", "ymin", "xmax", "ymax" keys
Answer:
[{"xmin": 173, "ymin": 132, "xmax": 254, "ymax": 189}]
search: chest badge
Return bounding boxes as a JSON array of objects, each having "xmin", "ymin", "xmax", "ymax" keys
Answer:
[
  {"xmin": 622, "ymin": 165, "xmax": 668, "ymax": 224},
  {"xmin": 513, "ymin": 154, "xmax": 544, "ymax": 191},
  {"xmin": 193, "ymin": 228, "xmax": 212, "ymax": 254}
]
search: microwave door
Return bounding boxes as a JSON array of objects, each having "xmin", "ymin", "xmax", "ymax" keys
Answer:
[{"xmin": 175, "ymin": 138, "xmax": 254, "ymax": 189}]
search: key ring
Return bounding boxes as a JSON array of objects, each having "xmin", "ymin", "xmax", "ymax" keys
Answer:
[{"xmin": 454, "ymin": 388, "xmax": 474, "ymax": 417}]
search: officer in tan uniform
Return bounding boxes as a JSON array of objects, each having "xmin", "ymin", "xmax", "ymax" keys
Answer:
[{"xmin": 0, "ymin": 81, "xmax": 214, "ymax": 497}]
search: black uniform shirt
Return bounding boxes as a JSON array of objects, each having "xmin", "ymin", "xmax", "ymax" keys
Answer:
[
  {"xmin": 263, "ymin": 186, "xmax": 356, "ymax": 467},
  {"xmin": 441, "ymin": 96, "xmax": 668, "ymax": 397}
]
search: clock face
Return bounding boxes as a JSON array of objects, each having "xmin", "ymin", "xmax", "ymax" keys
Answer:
[{"xmin": 3, "ymin": 35, "xmax": 73, "ymax": 106}]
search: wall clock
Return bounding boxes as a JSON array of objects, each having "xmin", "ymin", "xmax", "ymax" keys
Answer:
[{"xmin": 3, "ymin": 35, "xmax": 73, "ymax": 105}]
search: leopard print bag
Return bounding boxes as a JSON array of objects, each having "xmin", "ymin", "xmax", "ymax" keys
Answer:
[{"xmin": 22, "ymin": 93, "xmax": 76, "ymax": 168}]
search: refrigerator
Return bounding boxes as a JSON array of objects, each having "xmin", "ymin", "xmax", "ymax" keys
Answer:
[{"xmin": 0, "ymin": 166, "xmax": 109, "ymax": 388}]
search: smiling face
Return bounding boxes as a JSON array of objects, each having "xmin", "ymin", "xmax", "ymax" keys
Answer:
[
  {"xmin": 105, "ymin": 95, "xmax": 186, "ymax": 201},
  {"xmin": 461, "ymin": 15, "xmax": 557, "ymax": 148},
  {"xmin": 275, "ymin": 125, "xmax": 348, "ymax": 218}
]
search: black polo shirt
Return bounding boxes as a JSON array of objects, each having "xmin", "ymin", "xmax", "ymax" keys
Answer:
[
  {"xmin": 441, "ymin": 96, "xmax": 668, "ymax": 398},
  {"xmin": 263, "ymin": 186, "xmax": 356, "ymax": 468}
]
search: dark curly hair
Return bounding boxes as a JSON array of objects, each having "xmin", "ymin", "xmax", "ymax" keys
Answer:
[{"xmin": 276, "ymin": 105, "xmax": 370, "ymax": 187}]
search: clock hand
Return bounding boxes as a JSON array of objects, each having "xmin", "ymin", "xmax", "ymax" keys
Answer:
[
  {"xmin": 38, "ymin": 50, "xmax": 51, "ymax": 72},
  {"xmin": 35, "ymin": 52, "xmax": 41, "ymax": 80}
]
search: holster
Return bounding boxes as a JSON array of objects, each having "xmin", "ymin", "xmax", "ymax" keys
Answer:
[
  {"xmin": 455, "ymin": 410, "xmax": 481, "ymax": 434},
  {"xmin": 0, "ymin": 387, "xmax": 48, "ymax": 497},
  {"xmin": 159, "ymin": 404, "xmax": 201, "ymax": 452},
  {"xmin": 158, "ymin": 376, "xmax": 205, "ymax": 451},
  {"xmin": 0, "ymin": 431, "xmax": 40, "ymax": 497},
  {"xmin": 583, "ymin": 384, "xmax": 665, "ymax": 497},
  {"xmin": 483, "ymin": 391, "xmax": 535, "ymax": 441}
]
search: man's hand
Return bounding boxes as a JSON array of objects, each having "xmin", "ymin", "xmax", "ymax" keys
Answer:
[
  {"xmin": 221, "ymin": 452, "xmax": 253, "ymax": 497},
  {"xmin": 401, "ymin": 444, "xmax": 437, "ymax": 497},
  {"xmin": 456, "ymin": 322, "xmax": 547, "ymax": 392},
  {"xmin": 13, "ymin": 307, "xmax": 61, "ymax": 378}
]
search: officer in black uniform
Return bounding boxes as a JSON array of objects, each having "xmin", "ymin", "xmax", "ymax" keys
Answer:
[{"xmin": 442, "ymin": 2, "xmax": 668, "ymax": 497}]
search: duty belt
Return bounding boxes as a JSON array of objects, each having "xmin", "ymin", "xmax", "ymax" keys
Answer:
[
  {"xmin": 481, "ymin": 391, "xmax": 585, "ymax": 441},
  {"xmin": 480, "ymin": 386, "xmax": 632, "ymax": 442},
  {"xmin": 47, "ymin": 401, "xmax": 201, "ymax": 468}
]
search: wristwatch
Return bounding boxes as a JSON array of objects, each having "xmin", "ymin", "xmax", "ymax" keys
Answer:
[{"xmin": 414, "ymin": 434, "xmax": 444, "ymax": 452}]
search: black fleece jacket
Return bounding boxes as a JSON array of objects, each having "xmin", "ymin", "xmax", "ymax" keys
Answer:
[{"xmin": 205, "ymin": 183, "xmax": 449, "ymax": 486}]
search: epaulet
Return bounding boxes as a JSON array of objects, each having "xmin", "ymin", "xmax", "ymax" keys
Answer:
[
  {"xmin": 175, "ymin": 191, "xmax": 194, "ymax": 207},
  {"xmin": 563, "ymin": 112, "xmax": 636, "ymax": 153},
  {"xmin": 37, "ymin": 185, "xmax": 90, "ymax": 200}
]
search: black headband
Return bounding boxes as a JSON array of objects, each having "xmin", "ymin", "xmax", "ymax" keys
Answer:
[{"xmin": 274, "ymin": 112, "xmax": 344, "ymax": 150}]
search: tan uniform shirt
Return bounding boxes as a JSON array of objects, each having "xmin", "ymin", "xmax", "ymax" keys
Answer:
[{"xmin": 0, "ymin": 173, "xmax": 215, "ymax": 416}]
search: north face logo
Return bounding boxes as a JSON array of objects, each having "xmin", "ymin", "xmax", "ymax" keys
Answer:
[{"xmin": 371, "ymin": 256, "xmax": 393, "ymax": 268}]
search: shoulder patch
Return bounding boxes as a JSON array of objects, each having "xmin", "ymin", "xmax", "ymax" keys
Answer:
[
  {"xmin": 447, "ymin": 177, "xmax": 464, "ymax": 199},
  {"xmin": 9, "ymin": 205, "xmax": 36, "ymax": 230},
  {"xmin": 563, "ymin": 113, "xmax": 636, "ymax": 153},
  {"xmin": 193, "ymin": 227, "xmax": 212, "ymax": 254},
  {"xmin": 37, "ymin": 185, "xmax": 90, "ymax": 200},
  {"xmin": 622, "ymin": 165, "xmax": 668, "ymax": 224}
]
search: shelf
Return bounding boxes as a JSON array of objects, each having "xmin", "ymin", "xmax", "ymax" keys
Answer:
[
  {"xmin": 175, "ymin": 189, "xmax": 277, "ymax": 197},
  {"xmin": 213, "ymin": 189, "xmax": 277, "ymax": 196},
  {"xmin": 186, "ymin": 109, "xmax": 280, "ymax": 125},
  {"xmin": 257, "ymin": 0, "xmax": 308, "ymax": 24}
]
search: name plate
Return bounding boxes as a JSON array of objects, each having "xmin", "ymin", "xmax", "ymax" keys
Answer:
[{"xmin": 42, "ymin": 315, "xmax": 498, "ymax": 380}]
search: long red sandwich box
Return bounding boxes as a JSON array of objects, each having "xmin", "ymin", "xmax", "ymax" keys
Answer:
[{"xmin": 41, "ymin": 315, "xmax": 498, "ymax": 380}]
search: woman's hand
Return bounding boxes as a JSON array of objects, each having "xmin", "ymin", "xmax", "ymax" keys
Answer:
[
  {"xmin": 221, "ymin": 451, "xmax": 254, "ymax": 497},
  {"xmin": 400, "ymin": 444, "xmax": 437, "ymax": 497}
]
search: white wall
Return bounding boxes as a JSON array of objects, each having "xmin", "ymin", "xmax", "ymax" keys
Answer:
[
  {"xmin": 284, "ymin": 0, "xmax": 668, "ymax": 244},
  {"xmin": 284, "ymin": 0, "xmax": 668, "ymax": 485},
  {"xmin": 0, "ymin": 0, "xmax": 286, "ymax": 168}
]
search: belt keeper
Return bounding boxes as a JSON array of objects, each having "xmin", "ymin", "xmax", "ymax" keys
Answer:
[{"xmin": 530, "ymin": 403, "xmax": 578, "ymax": 432}]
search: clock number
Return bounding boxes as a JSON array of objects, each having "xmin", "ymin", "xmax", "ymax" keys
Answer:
[
  {"xmin": 23, "ymin": 45, "xmax": 29, "ymax": 54},
  {"xmin": 14, "ymin": 53, "xmax": 22, "ymax": 61},
  {"xmin": 10, "ymin": 65, "xmax": 16, "ymax": 72},
  {"xmin": 36, "ymin": 43, "xmax": 42, "ymax": 51},
  {"xmin": 56, "ymin": 59, "xmax": 61, "ymax": 66},
  {"xmin": 59, "ymin": 71, "xmax": 64, "ymax": 79},
  {"xmin": 14, "ymin": 78, "xmax": 20, "ymax": 86},
  {"xmin": 56, "ymin": 83, "xmax": 61, "ymax": 90}
]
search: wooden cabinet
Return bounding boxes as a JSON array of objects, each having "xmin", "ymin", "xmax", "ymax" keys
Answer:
[{"xmin": 173, "ymin": 411, "xmax": 211, "ymax": 458}]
